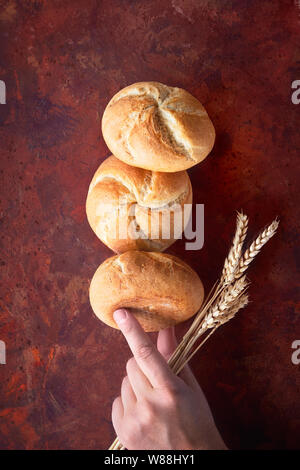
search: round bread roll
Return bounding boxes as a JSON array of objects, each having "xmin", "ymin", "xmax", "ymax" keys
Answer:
[
  {"xmin": 89, "ymin": 251, "xmax": 204, "ymax": 332},
  {"xmin": 102, "ymin": 81, "xmax": 215, "ymax": 172},
  {"xmin": 86, "ymin": 155, "xmax": 192, "ymax": 253}
]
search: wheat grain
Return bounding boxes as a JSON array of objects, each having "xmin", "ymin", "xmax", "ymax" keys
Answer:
[
  {"xmin": 202, "ymin": 276, "xmax": 249, "ymax": 329},
  {"xmin": 175, "ymin": 294, "xmax": 249, "ymax": 374},
  {"xmin": 221, "ymin": 211, "xmax": 248, "ymax": 285},
  {"xmin": 234, "ymin": 219, "xmax": 279, "ymax": 279}
]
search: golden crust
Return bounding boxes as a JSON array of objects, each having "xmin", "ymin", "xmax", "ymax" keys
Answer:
[
  {"xmin": 102, "ymin": 81, "xmax": 215, "ymax": 172},
  {"xmin": 89, "ymin": 251, "xmax": 204, "ymax": 331},
  {"xmin": 86, "ymin": 155, "xmax": 192, "ymax": 253}
]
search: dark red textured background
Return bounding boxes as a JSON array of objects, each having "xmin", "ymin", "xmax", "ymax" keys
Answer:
[{"xmin": 0, "ymin": 0, "xmax": 299, "ymax": 450}]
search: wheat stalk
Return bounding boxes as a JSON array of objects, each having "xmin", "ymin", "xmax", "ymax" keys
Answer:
[{"xmin": 109, "ymin": 213, "xmax": 279, "ymax": 450}]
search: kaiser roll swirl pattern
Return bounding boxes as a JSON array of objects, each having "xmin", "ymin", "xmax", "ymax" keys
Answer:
[{"xmin": 102, "ymin": 81, "xmax": 215, "ymax": 172}]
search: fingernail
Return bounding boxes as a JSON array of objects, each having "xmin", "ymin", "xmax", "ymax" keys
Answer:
[{"xmin": 113, "ymin": 309, "xmax": 128, "ymax": 325}]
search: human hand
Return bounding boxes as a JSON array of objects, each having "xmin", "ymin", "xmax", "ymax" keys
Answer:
[{"xmin": 111, "ymin": 309, "xmax": 227, "ymax": 450}]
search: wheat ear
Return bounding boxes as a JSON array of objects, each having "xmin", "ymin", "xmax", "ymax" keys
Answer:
[
  {"xmin": 221, "ymin": 211, "xmax": 248, "ymax": 285},
  {"xmin": 234, "ymin": 219, "xmax": 279, "ymax": 279},
  {"xmin": 175, "ymin": 294, "xmax": 249, "ymax": 374},
  {"xmin": 171, "ymin": 278, "xmax": 249, "ymax": 372},
  {"xmin": 201, "ymin": 276, "xmax": 249, "ymax": 330}
]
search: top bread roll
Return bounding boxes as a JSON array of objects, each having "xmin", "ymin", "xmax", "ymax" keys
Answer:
[{"xmin": 102, "ymin": 81, "xmax": 215, "ymax": 172}]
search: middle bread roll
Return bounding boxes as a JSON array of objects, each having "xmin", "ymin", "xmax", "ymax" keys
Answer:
[{"xmin": 86, "ymin": 155, "xmax": 192, "ymax": 253}]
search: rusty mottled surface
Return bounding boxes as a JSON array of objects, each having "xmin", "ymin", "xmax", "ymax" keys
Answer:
[{"xmin": 0, "ymin": 0, "xmax": 299, "ymax": 449}]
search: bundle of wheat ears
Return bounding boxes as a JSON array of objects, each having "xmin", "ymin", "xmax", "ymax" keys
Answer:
[{"xmin": 109, "ymin": 211, "xmax": 279, "ymax": 450}]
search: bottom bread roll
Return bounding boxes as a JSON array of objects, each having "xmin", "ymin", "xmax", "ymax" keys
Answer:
[{"xmin": 89, "ymin": 251, "xmax": 204, "ymax": 332}]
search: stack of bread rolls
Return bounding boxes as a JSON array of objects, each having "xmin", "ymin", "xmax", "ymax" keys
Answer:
[{"xmin": 86, "ymin": 81, "xmax": 215, "ymax": 331}]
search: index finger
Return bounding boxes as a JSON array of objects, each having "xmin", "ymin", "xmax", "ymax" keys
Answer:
[{"xmin": 113, "ymin": 309, "xmax": 175, "ymax": 389}]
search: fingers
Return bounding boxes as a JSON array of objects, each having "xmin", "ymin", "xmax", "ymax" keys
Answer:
[
  {"xmin": 121, "ymin": 375, "xmax": 136, "ymax": 407},
  {"xmin": 111, "ymin": 396, "xmax": 123, "ymax": 434},
  {"xmin": 126, "ymin": 357, "xmax": 152, "ymax": 398},
  {"xmin": 177, "ymin": 364, "xmax": 202, "ymax": 391},
  {"xmin": 157, "ymin": 326, "xmax": 177, "ymax": 361},
  {"xmin": 113, "ymin": 309, "xmax": 175, "ymax": 389}
]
